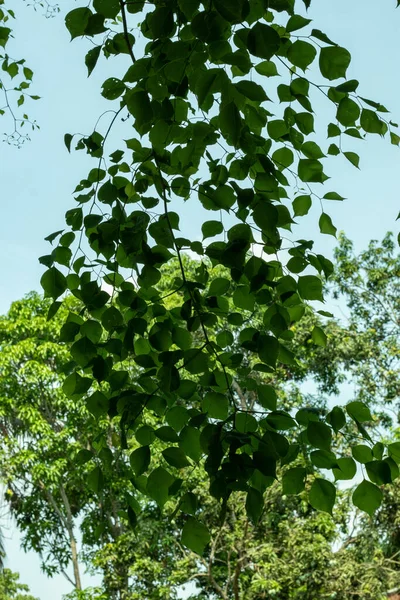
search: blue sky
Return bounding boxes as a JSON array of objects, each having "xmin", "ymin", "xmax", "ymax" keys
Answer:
[{"xmin": 1, "ymin": 0, "xmax": 400, "ymax": 597}]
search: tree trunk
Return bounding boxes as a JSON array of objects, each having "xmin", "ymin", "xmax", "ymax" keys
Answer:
[{"xmin": 59, "ymin": 485, "xmax": 82, "ymax": 590}]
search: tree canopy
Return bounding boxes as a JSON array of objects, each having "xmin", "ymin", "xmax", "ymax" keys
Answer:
[{"xmin": 2, "ymin": 0, "xmax": 400, "ymax": 590}]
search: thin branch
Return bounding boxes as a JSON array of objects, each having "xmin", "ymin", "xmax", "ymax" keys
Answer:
[{"xmin": 119, "ymin": 0, "xmax": 136, "ymax": 63}]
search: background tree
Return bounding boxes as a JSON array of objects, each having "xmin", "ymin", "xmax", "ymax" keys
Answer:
[
  {"xmin": 0, "ymin": 569, "xmax": 38, "ymax": 600},
  {"xmin": 3, "ymin": 233, "xmax": 400, "ymax": 598}
]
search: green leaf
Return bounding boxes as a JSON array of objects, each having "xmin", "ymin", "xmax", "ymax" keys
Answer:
[
  {"xmin": 298, "ymin": 159, "xmax": 324, "ymax": 183},
  {"xmin": 76, "ymin": 449, "xmax": 93, "ymax": 465},
  {"xmin": 41, "ymin": 267, "xmax": 67, "ymax": 299},
  {"xmin": 179, "ymin": 426, "xmax": 202, "ymax": 462},
  {"xmin": 155, "ymin": 426, "xmax": 180, "ymax": 443},
  {"xmin": 346, "ymin": 401, "xmax": 373, "ymax": 423},
  {"xmin": 63, "ymin": 372, "xmax": 92, "ymax": 398},
  {"xmin": 388, "ymin": 442, "xmax": 400, "ymax": 463},
  {"xmin": 208, "ymin": 277, "xmax": 230, "ymax": 296},
  {"xmin": 298, "ymin": 275, "xmax": 323, "ymax": 301},
  {"xmin": 323, "ymin": 191, "xmax": 345, "ymax": 200},
  {"xmin": 219, "ymin": 102, "xmax": 242, "ymax": 147},
  {"xmin": 214, "ymin": 0, "xmax": 246, "ymax": 23},
  {"xmin": 162, "ymin": 447, "xmax": 190, "ymax": 469},
  {"xmin": 235, "ymin": 80, "xmax": 268, "ymax": 102},
  {"xmin": 65, "ymin": 7, "xmax": 92, "ymax": 39},
  {"xmin": 287, "ymin": 40, "xmax": 316, "ymax": 70},
  {"xmin": 352, "ymin": 480, "xmax": 382, "ymax": 515},
  {"xmin": 195, "ymin": 68, "xmax": 225, "ymax": 108},
  {"xmin": 258, "ymin": 335, "xmax": 279, "ymax": 367},
  {"xmin": 136, "ymin": 426, "xmax": 155, "ymax": 446},
  {"xmin": 319, "ymin": 46, "xmax": 351, "ymax": 80},
  {"xmin": 310, "ymin": 450, "xmax": 336, "ymax": 469},
  {"xmin": 311, "ymin": 325, "xmax": 327, "ymax": 346},
  {"xmin": 365, "ymin": 460, "xmax": 392, "ymax": 485},
  {"xmin": 147, "ymin": 467, "xmax": 174, "ymax": 507},
  {"xmin": 336, "ymin": 98, "xmax": 360, "ymax": 127},
  {"xmin": 102, "ymin": 306, "xmax": 124, "ymax": 330},
  {"xmin": 255, "ymin": 60, "xmax": 279, "ymax": 77},
  {"xmin": 202, "ymin": 392, "xmax": 229, "ymax": 420},
  {"xmin": 233, "ymin": 286, "xmax": 255, "ymax": 311},
  {"xmin": 87, "ymin": 466, "xmax": 104, "ymax": 494},
  {"xmin": 246, "ymin": 487, "xmax": 264, "ymax": 524},
  {"xmin": 85, "ymin": 46, "xmax": 102, "ymax": 76},
  {"xmin": 333, "ymin": 457, "xmax": 356, "ymax": 480},
  {"xmin": 257, "ymin": 385, "xmax": 277, "ymax": 410},
  {"xmin": 282, "ymin": 467, "xmax": 306, "ymax": 494},
  {"xmin": 130, "ymin": 446, "xmax": 151, "ymax": 476},
  {"xmin": 344, "ymin": 151, "xmax": 360, "ymax": 168},
  {"xmin": 319, "ymin": 213, "xmax": 337, "ymax": 236},
  {"xmin": 307, "ymin": 421, "xmax": 332, "ymax": 451},
  {"xmin": 93, "ymin": 0, "xmax": 120, "ymax": 19},
  {"xmin": 181, "ymin": 518, "xmax": 210, "ymax": 555},
  {"xmin": 309, "ymin": 478, "xmax": 336, "ymax": 514},
  {"xmin": 248, "ymin": 23, "xmax": 281, "ymax": 60},
  {"xmin": 326, "ymin": 406, "xmax": 345, "ymax": 433},
  {"xmin": 360, "ymin": 109, "xmax": 385, "ymax": 134},
  {"xmin": 171, "ymin": 177, "xmax": 191, "ymax": 199},
  {"xmin": 202, "ymin": 220, "xmax": 223, "ymax": 239},
  {"xmin": 87, "ymin": 391, "xmax": 109, "ymax": 418},
  {"xmin": 293, "ymin": 195, "xmax": 312, "ymax": 216},
  {"xmin": 286, "ymin": 14, "xmax": 312, "ymax": 33},
  {"xmin": 301, "ymin": 141, "xmax": 325, "ymax": 159},
  {"xmin": 102, "ymin": 77, "xmax": 125, "ymax": 100},
  {"xmin": 311, "ymin": 29, "xmax": 336, "ymax": 45},
  {"xmin": 70, "ymin": 337, "xmax": 97, "ymax": 367},
  {"xmin": 352, "ymin": 444, "xmax": 374, "ymax": 464},
  {"xmin": 125, "ymin": 90, "xmax": 153, "ymax": 126}
]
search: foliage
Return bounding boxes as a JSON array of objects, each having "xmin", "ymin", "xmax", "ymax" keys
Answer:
[
  {"xmin": 0, "ymin": 292, "xmax": 128, "ymax": 591},
  {"xmin": 0, "ymin": 0, "xmax": 44, "ymax": 144},
  {"xmin": 3, "ymin": 0, "xmax": 400, "ymax": 571},
  {"xmin": 0, "ymin": 569, "xmax": 38, "ymax": 600},
  {"xmin": 3, "ymin": 229, "xmax": 400, "ymax": 598}
]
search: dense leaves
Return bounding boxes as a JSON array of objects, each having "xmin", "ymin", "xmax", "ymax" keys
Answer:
[{"xmin": 13, "ymin": 0, "xmax": 399, "ymax": 565}]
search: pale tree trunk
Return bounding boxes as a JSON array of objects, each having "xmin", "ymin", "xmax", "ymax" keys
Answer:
[{"xmin": 59, "ymin": 484, "xmax": 82, "ymax": 590}]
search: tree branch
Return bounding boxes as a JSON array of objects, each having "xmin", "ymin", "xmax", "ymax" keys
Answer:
[{"xmin": 119, "ymin": 0, "xmax": 136, "ymax": 64}]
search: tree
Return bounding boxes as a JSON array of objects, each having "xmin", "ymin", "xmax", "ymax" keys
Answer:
[
  {"xmin": 0, "ymin": 569, "xmax": 38, "ymax": 600},
  {"xmin": 0, "ymin": 292, "xmax": 133, "ymax": 595},
  {"xmin": 3, "ymin": 0, "xmax": 400, "ymax": 564},
  {"xmin": 2, "ymin": 234, "xmax": 400, "ymax": 598}
]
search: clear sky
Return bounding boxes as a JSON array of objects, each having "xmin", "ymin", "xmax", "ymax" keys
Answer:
[{"xmin": 1, "ymin": 0, "xmax": 400, "ymax": 598}]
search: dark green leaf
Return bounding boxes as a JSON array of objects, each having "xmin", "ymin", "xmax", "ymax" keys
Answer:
[
  {"xmin": 181, "ymin": 518, "xmax": 210, "ymax": 555},
  {"xmin": 307, "ymin": 421, "xmax": 332, "ymax": 451},
  {"xmin": 248, "ymin": 23, "xmax": 281, "ymax": 60},
  {"xmin": 130, "ymin": 446, "xmax": 151, "ymax": 476},
  {"xmin": 298, "ymin": 275, "xmax": 323, "ymax": 301},
  {"xmin": 309, "ymin": 478, "xmax": 336, "ymax": 514},
  {"xmin": 147, "ymin": 467, "xmax": 174, "ymax": 507},
  {"xmin": 319, "ymin": 46, "xmax": 351, "ymax": 80},
  {"xmin": 282, "ymin": 467, "xmax": 306, "ymax": 494},
  {"xmin": 344, "ymin": 151, "xmax": 360, "ymax": 168},
  {"xmin": 336, "ymin": 98, "xmax": 360, "ymax": 126},
  {"xmin": 352, "ymin": 480, "xmax": 382, "ymax": 515},
  {"xmin": 346, "ymin": 401, "xmax": 373, "ymax": 423},
  {"xmin": 287, "ymin": 40, "xmax": 316, "ymax": 70},
  {"xmin": 352, "ymin": 444, "xmax": 373, "ymax": 464},
  {"xmin": 41, "ymin": 267, "xmax": 67, "ymax": 299},
  {"xmin": 163, "ymin": 447, "xmax": 190, "ymax": 469},
  {"xmin": 246, "ymin": 487, "xmax": 264, "ymax": 524},
  {"xmin": 65, "ymin": 8, "xmax": 92, "ymax": 39},
  {"xmin": 319, "ymin": 213, "xmax": 337, "ymax": 236},
  {"xmin": 286, "ymin": 15, "xmax": 311, "ymax": 33}
]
